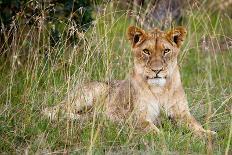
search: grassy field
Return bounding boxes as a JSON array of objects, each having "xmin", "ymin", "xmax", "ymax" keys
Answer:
[{"xmin": 0, "ymin": 2, "xmax": 231, "ymax": 154}]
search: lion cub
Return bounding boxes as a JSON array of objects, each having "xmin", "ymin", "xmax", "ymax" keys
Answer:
[{"xmin": 44, "ymin": 26, "xmax": 216, "ymax": 136}]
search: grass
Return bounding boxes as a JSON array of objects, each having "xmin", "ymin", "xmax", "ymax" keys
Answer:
[{"xmin": 0, "ymin": 2, "xmax": 231, "ymax": 154}]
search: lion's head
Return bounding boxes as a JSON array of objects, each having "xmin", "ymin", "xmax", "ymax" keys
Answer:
[{"xmin": 127, "ymin": 26, "xmax": 187, "ymax": 87}]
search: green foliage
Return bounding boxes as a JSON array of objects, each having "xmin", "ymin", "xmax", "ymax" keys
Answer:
[
  {"xmin": 0, "ymin": 0, "xmax": 21, "ymax": 25},
  {"xmin": 0, "ymin": 0, "xmax": 94, "ymax": 53},
  {"xmin": 0, "ymin": 0, "xmax": 93, "ymax": 30}
]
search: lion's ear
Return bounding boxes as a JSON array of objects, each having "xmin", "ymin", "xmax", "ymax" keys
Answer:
[
  {"xmin": 127, "ymin": 26, "xmax": 146, "ymax": 47},
  {"xmin": 166, "ymin": 26, "xmax": 187, "ymax": 48}
]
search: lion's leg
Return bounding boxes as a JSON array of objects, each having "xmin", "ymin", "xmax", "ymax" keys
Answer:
[
  {"xmin": 137, "ymin": 119, "xmax": 161, "ymax": 134},
  {"xmin": 43, "ymin": 92, "xmax": 94, "ymax": 120},
  {"xmin": 167, "ymin": 88, "xmax": 216, "ymax": 136},
  {"xmin": 42, "ymin": 102, "xmax": 81, "ymax": 120},
  {"xmin": 171, "ymin": 109, "xmax": 216, "ymax": 136},
  {"xmin": 43, "ymin": 82, "xmax": 109, "ymax": 120},
  {"xmin": 137, "ymin": 110, "xmax": 161, "ymax": 134},
  {"xmin": 147, "ymin": 120, "xmax": 161, "ymax": 134}
]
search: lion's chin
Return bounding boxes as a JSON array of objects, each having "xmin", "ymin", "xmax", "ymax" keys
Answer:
[{"xmin": 147, "ymin": 78, "xmax": 166, "ymax": 87}]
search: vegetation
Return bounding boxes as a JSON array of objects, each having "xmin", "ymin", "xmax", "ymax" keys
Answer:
[{"xmin": 0, "ymin": 1, "xmax": 231, "ymax": 154}]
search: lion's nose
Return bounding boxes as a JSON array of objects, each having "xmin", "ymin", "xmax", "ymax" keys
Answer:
[{"xmin": 151, "ymin": 68, "xmax": 163, "ymax": 75}]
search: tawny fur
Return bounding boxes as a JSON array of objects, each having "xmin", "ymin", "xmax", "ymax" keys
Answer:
[{"xmin": 43, "ymin": 26, "xmax": 216, "ymax": 136}]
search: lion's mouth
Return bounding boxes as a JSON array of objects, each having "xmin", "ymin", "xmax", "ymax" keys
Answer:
[
  {"xmin": 146, "ymin": 76, "xmax": 167, "ymax": 86},
  {"xmin": 146, "ymin": 76, "xmax": 167, "ymax": 80}
]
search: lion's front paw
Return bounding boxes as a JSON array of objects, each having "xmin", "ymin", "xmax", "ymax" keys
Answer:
[
  {"xmin": 42, "ymin": 107, "xmax": 59, "ymax": 120},
  {"xmin": 147, "ymin": 121, "xmax": 161, "ymax": 135},
  {"xmin": 193, "ymin": 129, "xmax": 217, "ymax": 138},
  {"xmin": 203, "ymin": 129, "xmax": 217, "ymax": 135}
]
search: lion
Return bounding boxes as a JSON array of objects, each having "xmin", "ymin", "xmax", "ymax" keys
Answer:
[{"xmin": 43, "ymin": 26, "xmax": 216, "ymax": 136}]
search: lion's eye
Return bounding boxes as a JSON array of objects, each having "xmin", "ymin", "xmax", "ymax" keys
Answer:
[
  {"xmin": 143, "ymin": 49, "xmax": 150, "ymax": 55},
  {"xmin": 164, "ymin": 48, "xmax": 171, "ymax": 54}
]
